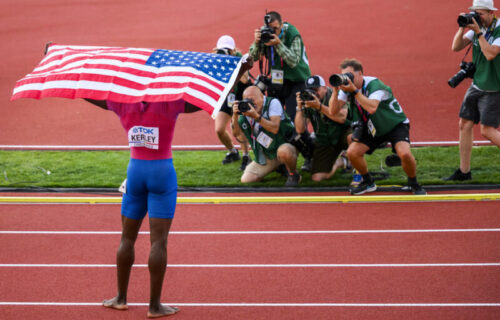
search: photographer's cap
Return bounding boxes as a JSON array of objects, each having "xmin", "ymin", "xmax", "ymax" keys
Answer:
[
  {"xmin": 469, "ymin": 0, "xmax": 497, "ymax": 11},
  {"xmin": 305, "ymin": 75, "xmax": 326, "ymax": 89},
  {"xmin": 216, "ymin": 35, "xmax": 236, "ymax": 50}
]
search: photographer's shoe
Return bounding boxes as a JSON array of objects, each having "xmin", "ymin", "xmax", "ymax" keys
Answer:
[
  {"xmin": 349, "ymin": 180, "xmax": 376, "ymax": 195},
  {"xmin": 285, "ymin": 172, "xmax": 302, "ymax": 187},
  {"xmin": 301, "ymin": 158, "xmax": 312, "ymax": 172},
  {"xmin": 222, "ymin": 150, "xmax": 240, "ymax": 164},
  {"xmin": 443, "ymin": 169, "xmax": 471, "ymax": 181},
  {"xmin": 240, "ymin": 155, "xmax": 251, "ymax": 171}
]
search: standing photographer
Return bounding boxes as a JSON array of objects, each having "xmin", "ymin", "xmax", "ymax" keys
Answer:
[
  {"xmin": 329, "ymin": 59, "xmax": 426, "ymax": 195},
  {"xmin": 232, "ymin": 86, "xmax": 301, "ymax": 186},
  {"xmin": 212, "ymin": 35, "xmax": 252, "ymax": 170},
  {"xmin": 249, "ymin": 11, "xmax": 311, "ymax": 123},
  {"xmin": 295, "ymin": 75, "xmax": 352, "ymax": 182},
  {"xmin": 444, "ymin": 0, "xmax": 500, "ymax": 181}
]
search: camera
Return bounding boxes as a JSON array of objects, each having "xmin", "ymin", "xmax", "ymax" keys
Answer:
[
  {"xmin": 299, "ymin": 89, "xmax": 317, "ymax": 101},
  {"xmin": 216, "ymin": 48, "xmax": 230, "ymax": 55},
  {"xmin": 254, "ymin": 74, "xmax": 272, "ymax": 93},
  {"xmin": 329, "ymin": 72, "xmax": 355, "ymax": 86},
  {"xmin": 448, "ymin": 61, "xmax": 475, "ymax": 88},
  {"xmin": 457, "ymin": 12, "xmax": 480, "ymax": 27},
  {"xmin": 236, "ymin": 99, "xmax": 254, "ymax": 113},
  {"xmin": 260, "ymin": 13, "xmax": 275, "ymax": 44}
]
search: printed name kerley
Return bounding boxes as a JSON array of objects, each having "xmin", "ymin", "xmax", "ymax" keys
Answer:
[{"xmin": 130, "ymin": 134, "xmax": 157, "ymax": 143}]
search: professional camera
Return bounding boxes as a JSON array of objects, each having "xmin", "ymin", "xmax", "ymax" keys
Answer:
[
  {"xmin": 457, "ymin": 12, "xmax": 480, "ymax": 27},
  {"xmin": 287, "ymin": 131, "xmax": 314, "ymax": 160},
  {"xmin": 448, "ymin": 61, "xmax": 476, "ymax": 88},
  {"xmin": 299, "ymin": 89, "xmax": 317, "ymax": 101},
  {"xmin": 254, "ymin": 74, "xmax": 272, "ymax": 93},
  {"xmin": 260, "ymin": 14, "xmax": 275, "ymax": 44},
  {"xmin": 329, "ymin": 72, "xmax": 355, "ymax": 86},
  {"xmin": 216, "ymin": 48, "xmax": 230, "ymax": 55},
  {"xmin": 236, "ymin": 99, "xmax": 254, "ymax": 114}
]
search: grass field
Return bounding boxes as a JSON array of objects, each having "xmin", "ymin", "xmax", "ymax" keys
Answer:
[{"xmin": 1, "ymin": 146, "xmax": 499, "ymax": 189}]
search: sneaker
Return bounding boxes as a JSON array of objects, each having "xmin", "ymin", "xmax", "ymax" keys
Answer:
[
  {"xmin": 443, "ymin": 168, "xmax": 472, "ymax": 181},
  {"xmin": 350, "ymin": 170, "xmax": 362, "ymax": 187},
  {"xmin": 222, "ymin": 150, "xmax": 240, "ymax": 164},
  {"xmin": 240, "ymin": 155, "xmax": 251, "ymax": 171},
  {"xmin": 349, "ymin": 180, "xmax": 377, "ymax": 195},
  {"xmin": 285, "ymin": 172, "xmax": 302, "ymax": 187},
  {"xmin": 301, "ymin": 158, "xmax": 312, "ymax": 172},
  {"xmin": 402, "ymin": 184, "xmax": 427, "ymax": 195}
]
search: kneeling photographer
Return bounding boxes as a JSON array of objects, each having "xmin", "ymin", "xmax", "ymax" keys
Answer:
[
  {"xmin": 232, "ymin": 86, "xmax": 302, "ymax": 186},
  {"xmin": 444, "ymin": 0, "xmax": 500, "ymax": 181},
  {"xmin": 295, "ymin": 75, "xmax": 352, "ymax": 182},
  {"xmin": 329, "ymin": 59, "xmax": 426, "ymax": 195}
]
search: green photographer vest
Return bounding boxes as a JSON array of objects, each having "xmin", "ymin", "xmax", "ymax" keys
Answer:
[
  {"xmin": 272, "ymin": 22, "xmax": 311, "ymax": 82},
  {"xmin": 472, "ymin": 19, "xmax": 500, "ymax": 91},
  {"xmin": 238, "ymin": 97, "xmax": 295, "ymax": 164}
]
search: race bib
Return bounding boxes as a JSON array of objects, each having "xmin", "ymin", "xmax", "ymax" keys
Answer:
[
  {"xmin": 227, "ymin": 93, "xmax": 236, "ymax": 107},
  {"xmin": 271, "ymin": 69, "xmax": 284, "ymax": 85},
  {"xmin": 256, "ymin": 131, "xmax": 273, "ymax": 148},
  {"xmin": 367, "ymin": 119, "xmax": 376, "ymax": 137},
  {"xmin": 128, "ymin": 126, "xmax": 159, "ymax": 149}
]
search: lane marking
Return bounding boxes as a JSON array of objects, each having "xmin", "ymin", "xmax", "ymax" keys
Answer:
[
  {"xmin": 1, "ymin": 263, "xmax": 499, "ymax": 268},
  {"xmin": 0, "ymin": 302, "xmax": 499, "ymax": 307},
  {"xmin": 0, "ymin": 193, "xmax": 499, "ymax": 204},
  {"xmin": 1, "ymin": 228, "xmax": 500, "ymax": 235}
]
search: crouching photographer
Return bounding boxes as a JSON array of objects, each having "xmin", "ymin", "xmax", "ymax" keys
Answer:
[
  {"xmin": 232, "ymin": 86, "xmax": 302, "ymax": 186},
  {"xmin": 295, "ymin": 75, "xmax": 352, "ymax": 182},
  {"xmin": 444, "ymin": 0, "xmax": 500, "ymax": 181}
]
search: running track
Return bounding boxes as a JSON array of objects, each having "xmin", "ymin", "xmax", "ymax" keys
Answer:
[{"xmin": 1, "ymin": 194, "xmax": 499, "ymax": 319}]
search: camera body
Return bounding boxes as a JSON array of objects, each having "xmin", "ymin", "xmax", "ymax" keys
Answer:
[
  {"xmin": 254, "ymin": 74, "xmax": 272, "ymax": 93},
  {"xmin": 329, "ymin": 72, "xmax": 355, "ymax": 87},
  {"xmin": 260, "ymin": 13, "xmax": 275, "ymax": 44},
  {"xmin": 236, "ymin": 99, "xmax": 254, "ymax": 114},
  {"xmin": 457, "ymin": 12, "xmax": 480, "ymax": 27},
  {"xmin": 448, "ymin": 61, "xmax": 476, "ymax": 88},
  {"xmin": 299, "ymin": 89, "xmax": 317, "ymax": 101}
]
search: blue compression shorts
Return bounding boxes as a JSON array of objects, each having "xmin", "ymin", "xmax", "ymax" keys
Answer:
[{"xmin": 122, "ymin": 158, "xmax": 177, "ymax": 220}]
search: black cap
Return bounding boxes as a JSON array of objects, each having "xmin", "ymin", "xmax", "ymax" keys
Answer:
[{"xmin": 305, "ymin": 75, "xmax": 326, "ymax": 89}]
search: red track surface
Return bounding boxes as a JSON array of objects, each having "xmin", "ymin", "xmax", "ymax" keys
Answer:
[
  {"xmin": 1, "ymin": 0, "xmax": 494, "ymax": 146},
  {"xmin": 1, "ymin": 199, "xmax": 499, "ymax": 319}
]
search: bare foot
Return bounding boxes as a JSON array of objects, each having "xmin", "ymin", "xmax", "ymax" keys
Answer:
[
  {"xmin": 147, "ymin": 305, "xmax": 179, "ymax": 318},
  {"xmin": 102, "ymin": 297, "xmax": 128, "ymax": 310}
]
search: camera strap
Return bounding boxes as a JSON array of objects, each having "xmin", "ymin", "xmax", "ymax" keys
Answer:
[{"xmin": 353, "ymin": 80, "xmax": 370, "ymax": 122}]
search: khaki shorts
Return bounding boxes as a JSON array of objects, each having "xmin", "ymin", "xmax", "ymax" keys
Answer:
[{"xmin": 243, "ymin": 143, "xmax": 296, "ymax": 179}]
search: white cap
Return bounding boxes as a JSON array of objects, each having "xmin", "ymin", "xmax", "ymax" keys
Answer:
[
  {"xmin": 305, "ymin": 75, "xmax": 326, "ymax": 89},
  {"xmin": 216, "ymin": 35, "xmax": 236, "ymax": 50},
  {"xmin": 469, "ymin": 0, "xmax": 497, "ymax": 11}
]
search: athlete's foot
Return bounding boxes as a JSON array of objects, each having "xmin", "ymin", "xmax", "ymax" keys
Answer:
[
  {"xmin": 102, "ymin": 297, "xmax": 128, "ymax": 310},
  {"xmin": 147, "ymin": 305, "xmax": 180, "ymax": 318}
]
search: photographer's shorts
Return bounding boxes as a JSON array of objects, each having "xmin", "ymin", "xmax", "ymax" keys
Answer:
[
  {"xmin": 122, "ymin": 158, "xmax": 177, "ymax": 220},
  {"xmin": 460, "ymin": 86, "xmax": 500, "ymax": 128},
  {"xmin": 219, "ymin": 98, "xmax": 233, "ymax": 116},
  {"xmin": 312, "ymin": 130, "xmax": 350, "ymax": 174},
  {"xmin": 243, "ymin": 143, "xmax": 296, "ymax": 179},
  {"xmin": 353, "ymin": 122, "xmax": 410, "ymax": 155}
]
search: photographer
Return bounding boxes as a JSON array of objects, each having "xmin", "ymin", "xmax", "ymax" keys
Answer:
[
  {"xmin": 329, "ymin": 59, "xmax": 426, "ymax": 195},
  {"xmin": 295, "ymin": 75, "xmax": 352, "ymax": 182},
  {"xmin": 249, "ymin": 11, "xmax": 311, "ymax": 123},
  {"xmin": 212, "ymin": 35, "xmax": 252, "ymax": 170},
  {"xmin": 444, "ymin": 0, "xmax": 500, "ymax": 181},
  {"xmin": 232, "ymin": 86, "xmax": 301, "ymax": 186}
]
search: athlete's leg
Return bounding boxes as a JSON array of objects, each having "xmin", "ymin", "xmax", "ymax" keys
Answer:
[
  {"xmin": 147, "ymin": 217, "xmax": 179, "ymax": 318},
  {"xmin": 103, "ymin": 215, "xmax": 144, "ymax": 310}
]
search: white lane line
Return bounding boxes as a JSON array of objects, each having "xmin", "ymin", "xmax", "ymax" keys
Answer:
[
  {"xmin": 0, "ymin": 302, "xmax": 499, "ymax": 307},
  {"xmin": 1, "ymin": 229, "xmax": 500, "ymax": 235},
  {"xmin": 1, "ymin": 263, "xmax": 499, "ymax": 268}
]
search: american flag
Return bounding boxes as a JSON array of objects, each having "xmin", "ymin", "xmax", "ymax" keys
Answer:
[{"xmin": 11, "ymin": 44, "xmax": 244, "ymax": 117}]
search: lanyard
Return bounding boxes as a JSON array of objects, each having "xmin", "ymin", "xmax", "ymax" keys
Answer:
[{"xmin": 353, "ymin": 81, "xmax": 370, "ymax": 122}]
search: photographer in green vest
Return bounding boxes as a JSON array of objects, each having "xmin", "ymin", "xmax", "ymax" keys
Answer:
[{"xmin": 232, "ymin": 86, "xmax": 302, "ymax": 186}]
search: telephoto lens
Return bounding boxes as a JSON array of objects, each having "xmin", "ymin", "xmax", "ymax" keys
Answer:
[{"xmin": 329, "ymin": 72, "xmax": 354, "ymax": 86}]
